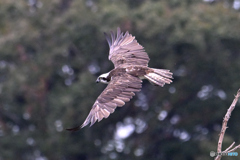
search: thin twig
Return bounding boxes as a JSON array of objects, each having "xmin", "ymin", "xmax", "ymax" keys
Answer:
[
  {"xmin": 227, "ymin": 144, "xmax": 240, "ymax": 153},
  {"xmin": 215, "ymin": 89, "xmax": 240, "ymax": 160},
  {"xmin": 225, "ymin": 142, "xmax": 235, "ymax": 152}
]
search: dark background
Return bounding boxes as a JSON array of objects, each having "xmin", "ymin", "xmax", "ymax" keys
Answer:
[{"xmin": 1, "ymin": 0, "xmax": 240, "ymax": 160}]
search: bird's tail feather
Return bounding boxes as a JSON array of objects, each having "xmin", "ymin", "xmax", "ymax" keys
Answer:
[{"xmin": 144, "ymin": 69, "xmax": 173, "ymax": 87}]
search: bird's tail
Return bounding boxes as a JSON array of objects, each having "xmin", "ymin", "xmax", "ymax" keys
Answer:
[{"xmin": 144, "ymin": 68, "xmax": 173, "ymax": 87}]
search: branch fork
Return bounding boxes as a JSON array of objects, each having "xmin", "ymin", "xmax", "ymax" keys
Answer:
[{"xmin": 215, "ymin": 89, "xmax": 240, "ymax": 160}]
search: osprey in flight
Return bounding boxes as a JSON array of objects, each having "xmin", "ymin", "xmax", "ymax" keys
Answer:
[{"xmin": 67, "ymin": 28, "xmax": 173, "ymax": 131}]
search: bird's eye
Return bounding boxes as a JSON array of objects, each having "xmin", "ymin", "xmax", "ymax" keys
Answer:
[{"xmin": 102, "ymin": 78, "xmax": 107, "ymax": 80}]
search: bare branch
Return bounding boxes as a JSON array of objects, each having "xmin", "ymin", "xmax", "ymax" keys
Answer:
[
  {"xmin": 214, "ymin": 89, "xmax": 240, "ymax": 160},
  {"xmin": 227, "ymin": 144, "xmax": 240, "ymax": 153},
  {"xmin": 225, "ymin": 142, "xmax": 235, "ymax": 152}
]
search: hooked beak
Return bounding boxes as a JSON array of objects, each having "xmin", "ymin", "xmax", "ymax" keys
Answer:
[{"xmin": 96, "ymin": 78, "xmax": 100, "ymax": 83}]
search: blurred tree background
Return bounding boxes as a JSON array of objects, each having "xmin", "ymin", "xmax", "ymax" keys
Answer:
[{"xmin": 1, "ymin": 0, "xmax": 240, "ymax": 159}]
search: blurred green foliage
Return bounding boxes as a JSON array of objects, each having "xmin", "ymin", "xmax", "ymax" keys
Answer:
[{"xmin": 0, "ymin": 0, "xmax": 240, "ymax": 160}]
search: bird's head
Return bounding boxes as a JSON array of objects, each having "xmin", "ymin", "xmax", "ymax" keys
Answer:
[{"xmin": 96, "ymin": 72, "xmax": 110, "ymax": 84}]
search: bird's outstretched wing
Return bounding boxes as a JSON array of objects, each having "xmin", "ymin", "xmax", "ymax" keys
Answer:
[
  {"xmin": 105, "ymin": 28, "xmax": 150, "ymax": 68},
  {"xmin": 66, "ymin": 74, "xmax": 142, "ymax": 131}
]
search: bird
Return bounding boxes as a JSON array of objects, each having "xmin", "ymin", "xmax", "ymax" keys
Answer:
[{"xmin": 67, "ymin": 28, "xmax": 173, "ymax": 131}]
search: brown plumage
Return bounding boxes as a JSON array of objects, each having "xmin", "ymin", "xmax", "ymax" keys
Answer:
[{"xmin": 67, "ymin": 28, "xmax": 173, "ymax": 131}]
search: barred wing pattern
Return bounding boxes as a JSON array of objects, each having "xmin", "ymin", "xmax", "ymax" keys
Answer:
[
  {"xmin": 105, "ymin": 28, "xmax": 150, "ymax": 68},
  {"xmin": 67, "ymin": 74, "xmax": 142, "ymax": 131}
]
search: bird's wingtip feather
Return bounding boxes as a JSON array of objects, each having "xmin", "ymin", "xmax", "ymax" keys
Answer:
[{"xmin": 66, "ymin": 126, "xmax": 81, "ymax": 132}]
